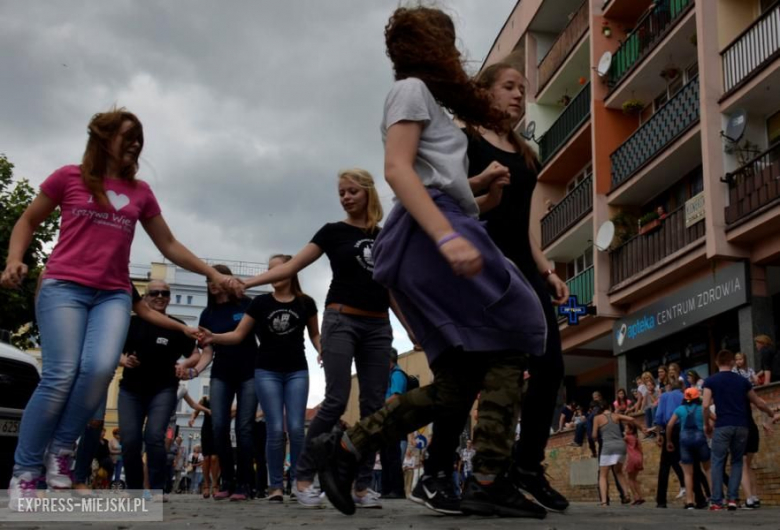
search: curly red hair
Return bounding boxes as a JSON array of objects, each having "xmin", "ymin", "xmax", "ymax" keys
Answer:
[{"xmin": 384, "ymin": 6, "xmax": 505, "ymax": 130}]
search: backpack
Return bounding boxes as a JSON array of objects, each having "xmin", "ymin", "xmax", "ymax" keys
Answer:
[{"xmin": 682, "ymin": 404, "xmax": 699, "ymax": 432}]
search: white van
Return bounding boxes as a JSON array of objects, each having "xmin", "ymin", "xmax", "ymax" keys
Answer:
[{"xmin": 0, "ymin": 341, "xmax": 41, "ymax": 489}]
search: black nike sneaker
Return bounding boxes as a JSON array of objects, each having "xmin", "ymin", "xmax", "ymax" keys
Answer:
[
  {"xmin": 309, "ymin": 427, "xmax": 358, "ymax": 515},
  {"xmin": 509, "ymin": 465, "xmax": 569, "ymax": 513},
  {"xmin": 461, "ymin": 475, "xmax": 547, "ymax": 519}
]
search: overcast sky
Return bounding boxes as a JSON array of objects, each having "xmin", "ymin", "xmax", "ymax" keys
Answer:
[{"xmin": 1, "ymin": 0, "xmax": 516, "ymax": 406}]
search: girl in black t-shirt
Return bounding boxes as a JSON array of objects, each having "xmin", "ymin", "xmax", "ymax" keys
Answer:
[
  {"xmin": 201, "ymin": 254, "xmax": 321, "ymax": 502},
  {"xmin": 460, "ymin": 62, "xmax": 569, "ymax": 511},
  {"xmin": 183, "ymin": 264, "xmax": 258, "ymax": 501},
  {"xmin": 243, "ymin": 169, "xmax": 412, "ymax": 508}
]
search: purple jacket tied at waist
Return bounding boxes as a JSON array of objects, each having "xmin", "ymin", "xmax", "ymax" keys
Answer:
[{"xmin": 372, "ymin": 189, "xmax": 547, "ymax": 365}]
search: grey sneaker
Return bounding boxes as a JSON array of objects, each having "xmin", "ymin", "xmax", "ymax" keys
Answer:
[
  {"xmin": 44, "ymin": 449, "xmax": 74, "ymax": 489},
  {"xmin": 352, "ymin": 488, "xmax": 382, "ymax": 509},
  {"xmin": 295, "ymin": 482, "xmax": 324, "ymax": 508},
  {"xmin": 8, "ymin": 473, "xmax": 39, "ymax": 511}
]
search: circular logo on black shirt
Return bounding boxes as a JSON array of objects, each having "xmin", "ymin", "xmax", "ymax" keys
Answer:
[
  {"xmin": 354, "ymin": 238, "xmax": 375, "ymax": 272},
  {"xmin": 268, "ymin": 309, "xmax": 299, "ymax": 336}
]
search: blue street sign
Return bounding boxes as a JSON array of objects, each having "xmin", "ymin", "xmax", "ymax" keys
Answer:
[{"xmin": 559, "ymin": 295, "xmax": 588, "ymax": 325}]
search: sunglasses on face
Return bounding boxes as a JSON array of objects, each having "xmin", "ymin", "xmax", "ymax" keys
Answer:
[{"xmin": 147, "ymin": 290, "xmax": 171, "ymax": 298}]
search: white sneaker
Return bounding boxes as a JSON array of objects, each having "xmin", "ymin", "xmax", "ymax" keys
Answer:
[
  {"xmin": 8, "ymin": 472, "xmax": 39, "ymax": 511},
  {"xmin": 676, "ymin": 488, "xmax": 686, "ymax": 500},
  {"xmin": 294, "ymin": 482, "xmax": 324, "ymax": 508},
  {"xmin": 352, "ymin": 488, "xmax": 382, "ymax": 509},
  {"xmin": 44, "ymin": 449, "xmax": 74, "ymax": 489}
]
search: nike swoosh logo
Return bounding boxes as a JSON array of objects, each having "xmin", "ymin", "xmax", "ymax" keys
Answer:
[{"xmin": 423, "ymin": 485, "xmax": 437, "ymax": 499}]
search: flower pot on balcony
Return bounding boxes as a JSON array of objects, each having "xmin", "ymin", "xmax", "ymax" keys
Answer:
[{"xmin": 639, "ymin": 218, "xmax": 662, "ymax": 235}]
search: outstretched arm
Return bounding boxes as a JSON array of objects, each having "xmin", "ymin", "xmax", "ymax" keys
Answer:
[
  {"xmin": 199, "ymin": 314, "xmax": 255, "ymax": 346},
  {"xmin": 306, "ymin": 314, "xmax": 322, "ymax": 366},
  {"xmin": 142, "ymin": 215, "xmax": 241, "ymax": 294},
  {"xmin": 243, "ymin": 243, "xmax": 323, "ymax": 289}
]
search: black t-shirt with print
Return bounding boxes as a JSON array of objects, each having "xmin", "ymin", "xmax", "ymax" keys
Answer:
[
  {"xmin": 246, "ymin": 293, "xmax": 318, "ymax": 373},
  {"xmin": 120, "ymin": 314, "xmax": 196, "ymax": 394},
  {"xmin": 198, "ymin": 298, "xmax": 256, "ymax": 383},
  {"xmin": 310, "ymin": 222, "xmax": 389, "ymax": 313}
]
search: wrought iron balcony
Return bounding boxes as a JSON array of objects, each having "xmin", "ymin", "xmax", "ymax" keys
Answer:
[
  {"xmin": 608, "ymin": 0, "xmax": 694, "ymax": 90},
  {"xmin": 537, "ymin": 0, "xmax": 590, "ymax": 95},
  {"xmin": 722, "ymin": 1, "xmax": 780, "ymax": 96},
  {"xmin": 538, "ymin": 82, "xmax": 591, "ymax": 165},
  {"xmin": 610, "ymin": 76, "xmax": 699, "ymax": 190},
  {"xmin": 609, "ymin": 203, "xmax": 705, "ymax": 287},
  {"xmin": 541, "ymin": 174, "xmax": 593, "ymax": 248},
  {"xmin": 724, "ymin": 143, "xmax": 780, "ymax": 225}
]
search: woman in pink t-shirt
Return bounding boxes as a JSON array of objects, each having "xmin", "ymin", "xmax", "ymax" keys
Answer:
[{"xmin": 1, "ymin": 108, "xmax": 238, "ymax": 508}]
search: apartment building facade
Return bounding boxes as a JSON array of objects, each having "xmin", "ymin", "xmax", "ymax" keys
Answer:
[{"xmin": 481, "ymin": 0, "xmax": 780, "ymax": 403}]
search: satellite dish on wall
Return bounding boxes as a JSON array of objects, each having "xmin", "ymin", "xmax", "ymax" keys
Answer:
[
  {"xmin": 597, "ymin": 51, "xmax": 612, "ymax": 78},
  {"xmin": 595, "ymin": 221, "xmax": 615, "ymax": 251},
  {"xmin": 522, "ymin": 120, "xmax": 537, "ymax": 141},
  {"xmin": 723, "ymin": 109, "xmax": 748, "ymax": 143}
]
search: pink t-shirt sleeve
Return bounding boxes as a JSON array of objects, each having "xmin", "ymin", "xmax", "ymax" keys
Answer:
[
  {"xmin": 137, "ymin": 180, "xmax": 162, "ymax": 220},
  {"xmin": 40, "ymin": 165, "xmax": 76, "ymax": 204}
]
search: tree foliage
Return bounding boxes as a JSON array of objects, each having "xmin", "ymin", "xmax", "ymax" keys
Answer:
[{"xmin": 0, "ymin": 154, "xmax": 61, "ymax": 349}]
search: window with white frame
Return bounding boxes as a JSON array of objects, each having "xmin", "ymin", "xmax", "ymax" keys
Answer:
[
  {"xmin": 565, "ymin": 247, "xmax": 593, "ymax": 280},
  {"xmin": 652, "ymin": 61, "xmax": 699, "ymax": 114},
  {"xmin": 565, "ymin": 164, "xmax": 593, "ymax": 195}
]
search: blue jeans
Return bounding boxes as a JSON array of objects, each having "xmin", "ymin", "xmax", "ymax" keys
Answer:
[
  {"xmin": 14, "ymin": 279, "xmax": 131, "ymax": 476},
  {"xmin": 118, "ymin": 386, "xmax": 178, "ymax": 490},
  {"xmin": 211, "ymin": 377, "xmax": 257, "ymax": 489},
  {"xmin": 254, "ymin": 369, "xmax": 308, "ymax": 489},
  {"xmin": 710, "ymin": 426, "xmax": 748, "ymax": 505},
  {"xmin": 644, "ymin": 408, "xmax": 655, "ymax": 431}
]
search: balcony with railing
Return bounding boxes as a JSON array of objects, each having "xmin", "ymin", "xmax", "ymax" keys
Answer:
[
  {"xmin": 568, "ymin": 266, "xmax": 595, "ymax": 306},
  {"xmin": 724, "ymin": 143, "xmax": 780, "ymax": 226},
  {"xmin": 610, "ymin": 76, "xmax": 699, "ymax": 191},
  {"xmin": 609, "ymin": 204, "xmax": 705, "ymax": 288},
  {"xmin": 537, "ymin": 0, "xmax": 590, "ymax": 96},
  {"xmin": 541, "ymin": 174, "xmax": 593, "ymax": 249},
  {"xmin": 721, "ymin": 1, "xmax": 780, "ymax": 97},
  {"xmin": 538, "ymin": 82, "xmax": 591, "ymax": 165},
  {"xmin": 607, "ymin": 0, "xmax": 694, "ymax": 91}
]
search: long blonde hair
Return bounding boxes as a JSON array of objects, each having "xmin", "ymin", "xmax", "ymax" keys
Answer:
[{"xmin": 338, "ymin": 168, "xmax": 383, "ymax": 232}]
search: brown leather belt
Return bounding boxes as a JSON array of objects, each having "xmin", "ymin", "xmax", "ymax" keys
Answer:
[{"xmin": 326, "ymin": 303, "xmax": 389, "ymax": 319}]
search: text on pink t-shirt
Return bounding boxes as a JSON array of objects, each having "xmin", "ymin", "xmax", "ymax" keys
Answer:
[{"xmin": 41, "ymin": 165, "xmax": 161, "ymax": 292}]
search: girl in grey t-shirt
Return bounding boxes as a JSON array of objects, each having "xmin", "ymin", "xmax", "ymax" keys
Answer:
[{"xmin": 314, "ymin": 7, "xmax": 549, "ymax": 518}]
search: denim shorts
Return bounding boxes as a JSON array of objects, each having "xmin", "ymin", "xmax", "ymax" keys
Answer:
[{"xmin": 680, "ymin": 430, "xmax": 710, "ymax": 464}]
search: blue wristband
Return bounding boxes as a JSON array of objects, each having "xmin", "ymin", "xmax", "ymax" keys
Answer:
[{"xmin": 436, "ymin": 232, "xmax": 461, "ymax": 248}]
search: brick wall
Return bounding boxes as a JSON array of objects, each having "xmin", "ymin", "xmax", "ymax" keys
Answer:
[{"xmin": 543, "ymin": 383, "xmax": 780, "ymax": 505}]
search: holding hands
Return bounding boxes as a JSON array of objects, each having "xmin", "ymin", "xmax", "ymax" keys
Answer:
[
  {"xmin": 472, "ymin": 161, "xmax": 511, "ymax": 193},
  {"xmin": 209, "ymin": 270, "xmax": 245, "ymax": 298}
]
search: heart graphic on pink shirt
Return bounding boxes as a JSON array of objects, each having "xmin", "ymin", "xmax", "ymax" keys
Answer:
[{"xmin": 107, "ymin": 190, "xmax": 130, "ymax": 211}]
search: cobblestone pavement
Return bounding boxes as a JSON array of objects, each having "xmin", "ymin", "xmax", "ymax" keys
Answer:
[{"xmin": 3, "ymin": 494, "xmax": 780, "ymax": 529}]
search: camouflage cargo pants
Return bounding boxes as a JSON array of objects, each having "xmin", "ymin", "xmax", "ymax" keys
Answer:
[{"xmin": 346, "ymin": 349, "xmax": 527, "ymax": 477}]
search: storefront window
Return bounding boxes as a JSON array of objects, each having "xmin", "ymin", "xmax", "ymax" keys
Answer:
[{"xmin": 626, "ymin": 312, "xmax": 740, "ymax": 383}]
